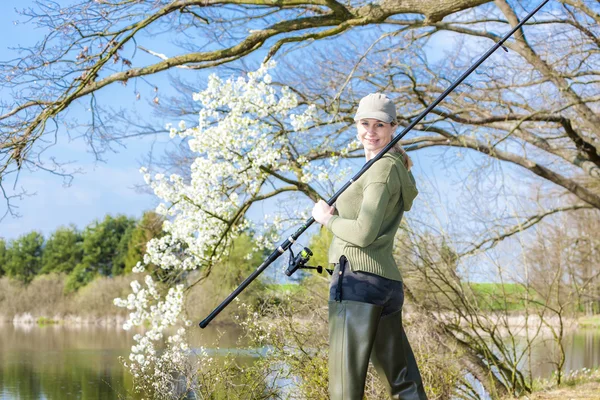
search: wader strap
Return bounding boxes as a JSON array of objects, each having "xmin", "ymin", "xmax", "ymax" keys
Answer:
[{"xmin": 335, "ymin": 256, "xmax": 347, "ymax": 302}]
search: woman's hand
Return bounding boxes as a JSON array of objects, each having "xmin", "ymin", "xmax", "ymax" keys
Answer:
[{"xmin": 312, "ymin": 200, "xmax": 335, "ymax": 226}]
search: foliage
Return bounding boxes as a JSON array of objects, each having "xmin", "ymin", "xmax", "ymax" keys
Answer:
[
  {"xmin": 184, "ymin": 232, "xmax": 269, "ymax": 322},
  {"xmin": 4, "ymin": 231, "xmax": 44, "ymax": 284},
  {"xmin": 0, "ymin": 238, "xmax": 6, "ymax": 277},
  {"xmin": 0, "ymin": 274, "xmax": 65, "ymax": 318},
  {"xmin": 2, "ymin": 213, "xmax": 165, "ymax": 293},
  {"xmin": 120, "ymin": 327, "xmax": 282, "ymax": 399},
  {"xmin": 307, "ymin": 226, "xmax": 334, "ymax": 272},
  {"xmin": 398, "ymin": 231, "xmax": 533, "ymax": 396},
  {"xmin": 40, "ymin": 225, "xmax": 83, "ymax": 275},
  {"xmin": 237, "ymin": 281, "xmax": 467, "ymax": 400},
  {"xmin": 0, "ymin": 274, "xmax": 135, "ymax": 320},
  {"xmin": 121, "ymin": 272, "xmax": 467, "ymax": 399},
  {"xmin": 36, "ymin": 316, "xmax": 59, "ymax": 325},
  {"xmin": 72, "ymin": 274, "xmax": 139, "ymax": 317},
  {"xmin": 560, "ymin": 368, "xmax": 600, "ymax": 388},
  {"xmin": 65, "ymin": 214, "xmax": 136, "ymax": 292},
  {"xmin": 466, "ymin": 283, "xmax": 529, "ymax": 312},
  {"xmin": 522, "ymin": 368, "xmax": 600, "ymax": 399},
  {"xmin": 113, "ymin": 222, "xmax": 136, "ymax": 277},
  {"xmin": 578, "ymin": 315, "xmax": 600, "ymax": 328},
  {"xmin": 113, "ymin": 63, "xmax": 334, "ymax": 391},
  {"xmin": 124, "ymin": 211, "xmax": 165, "ymax": 274},
  {"xmin": 193, "ymin": 355, "xmax": 281, "ymax": 400}
]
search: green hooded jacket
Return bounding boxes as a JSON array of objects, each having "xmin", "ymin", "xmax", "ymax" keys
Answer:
[{"xmin": 326, "ymin": 151, "xmax": 418, "ymax": 281}]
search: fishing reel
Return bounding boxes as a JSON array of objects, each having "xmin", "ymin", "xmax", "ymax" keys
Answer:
[{"xmin": 285, "ymin": 246, "xmax": 333, "ymax": 277}]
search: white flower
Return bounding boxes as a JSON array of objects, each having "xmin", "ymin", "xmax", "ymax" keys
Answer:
[{"xmin": 113, "ymin": 61, "xmax": 349, "ymax": 393}]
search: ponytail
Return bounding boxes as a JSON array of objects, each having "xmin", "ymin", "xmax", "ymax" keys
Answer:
[{"xmin": 390, "ymin": 122, "xmax": 413, "ymax": 171}]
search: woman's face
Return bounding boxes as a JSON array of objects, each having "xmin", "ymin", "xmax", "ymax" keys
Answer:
[{"xmin": 356, "ymin": 118, "xmax": 395, "ymax": 154}]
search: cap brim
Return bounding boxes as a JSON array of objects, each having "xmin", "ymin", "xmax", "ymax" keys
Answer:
[{"xmin": 353, "ymin": 111, "xmax": 394, "ymax": 123}]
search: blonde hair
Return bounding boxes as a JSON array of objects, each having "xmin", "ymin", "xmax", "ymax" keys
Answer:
[{"xmin": 390, "ymin": 121, "xmax": 413, "ymax": 171}]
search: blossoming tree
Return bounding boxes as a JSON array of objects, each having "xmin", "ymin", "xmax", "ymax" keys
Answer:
[{"xmin": 114, "ymin": 61, "xmax": 358, "ymax": 393}]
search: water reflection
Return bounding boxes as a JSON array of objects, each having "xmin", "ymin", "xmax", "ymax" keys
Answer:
[
  {"xmin": 525, "ymin": 329, "xmax": 600, "ymax": 378},
  {"xmin": 0, "ymin": 322, "xmax": 244, "ymax": 400},
  {"xmin": 0, "ymin": 323, "xmax": 598, "ymax": 399},
  {"xmin": 0, "ymin": 324, "xmax": 134, "ymax": 399}
]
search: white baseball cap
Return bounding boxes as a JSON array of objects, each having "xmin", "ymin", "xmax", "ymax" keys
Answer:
[{"xmin": 353, "ymin": 93, "xmax": 397, "ymax": 123}]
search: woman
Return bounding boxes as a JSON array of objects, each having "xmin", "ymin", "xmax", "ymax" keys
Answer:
[{"xmin": 312, "ymin": 93, "xmax": 428, "ymax": 400}]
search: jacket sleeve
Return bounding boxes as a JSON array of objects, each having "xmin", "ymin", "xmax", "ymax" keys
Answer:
[{"xmin": 325, "ymin": 182, "xmax": 390, "ymax": 247}]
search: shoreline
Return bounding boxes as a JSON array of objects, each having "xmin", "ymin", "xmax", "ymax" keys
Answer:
[
  {"xmin": 4, "ymin": 311, "xmax": 597, "ymax": 333},
  {"xmin": 1, "ymin": 312, "xmax": 129, "ymax": 327},
  {"xmin": 427, "ymin": 311, "xmax": 600, "ymax": 333},
  {"xmin": 0, "ymin": 313, "xmax": 241, "ymax": 332}
]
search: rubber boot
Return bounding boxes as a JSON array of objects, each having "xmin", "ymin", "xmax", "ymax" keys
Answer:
[
  {"xmin": 369, "ymin": 309, "xmax": 428, "ymax": 400},
  {"xmin": 329, "ymin": 300, "xmax": 383, "ymax": 400}
]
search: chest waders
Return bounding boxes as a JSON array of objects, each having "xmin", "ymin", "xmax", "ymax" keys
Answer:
[{"xmin": 329, "ymin": 257, "xmax": 427, "ymax": 399}]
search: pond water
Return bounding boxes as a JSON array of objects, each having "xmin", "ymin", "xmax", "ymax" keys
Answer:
[
  {"xmin": 0, "ymin": 322, "xmax": 598, "ymax": 399},
  {"xmin": 0, "ymin": 322, "xmax": 244, "ymax": 400},
  {"xmin": 527, "ymin": 328, "xmax": 600, "ymax": 378}
]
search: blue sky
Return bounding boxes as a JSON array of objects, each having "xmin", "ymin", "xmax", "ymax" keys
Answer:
[
  {"xmin": 0, "ymin": 1, "xmax": 458, "ymax": 241},
  {"xmin": 0, "ymin": 1, "xmax": 172, "ymax": 239},
  {"xmin": 0, "ymin": 0, "xmax": 549, "ymax": 284}
]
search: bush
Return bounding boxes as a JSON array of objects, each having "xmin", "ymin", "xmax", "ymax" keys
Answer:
[
  {"xmin": 236, "ymin": 278, "xmax": 465, "ymax": 400},
  {"xmin": 0, "ymin": 274, "xmax": 134, "ymax": 320},
  {"xmin": 71, "ymin": 275, "xmax": 137, "ymax": 317},
  {"xmin": 0, "ymin": 274, "xmax": 67, "ymax": 317}
]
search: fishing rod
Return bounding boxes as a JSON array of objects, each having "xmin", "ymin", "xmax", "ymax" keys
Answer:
[{"xmin": 199, "ymin": 0, "xmax": 551, "ymax": 328}]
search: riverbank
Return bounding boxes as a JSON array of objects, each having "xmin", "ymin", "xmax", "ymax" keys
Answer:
[
  {"xmin": 0, "ymin": 274, "xmax": 135, "ymax": 324},
  {"xmin": 527, "ymin": 382, "xmax": 600, "ymax": 399},
  {"xmin": 3, "ymin": 312, "xmax": 128, "ymax": 326},
  {"xmin": 0, "ymin": 271, "xmax": 256, "ymax": 326},
  {"xmin": 430, "ymin": 311, "xmax": 600, "ymax": 335},
  {"xmin": 504, "ymin": 381, "xmax": 600, "ymax": 399},
  {"xmin": 504, "ymin": 368, "xmax": 600, "ymax": 400},
  {"xmin": 579, "ymin": 315, "xmax": 600, "ymax": 328}
]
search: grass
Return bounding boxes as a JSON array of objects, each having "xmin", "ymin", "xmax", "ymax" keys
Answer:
[
  {"xmin": 36, "ymin": 316, "xmax": 59, "ymax": 326},
  {"xmin": 265, "ymin": 283, "xmax": 303, "ymax": 295},
  {"xmin": 509, "ymin": 381, "xmax": 600, "ymax": 400},
  {"xmin": 466, "ymin": 282, "xmax": 529, "ymax": 312},
  {"xmin": 506, "ymin": 368, "xmax": 600, "ymax": 400},
  {"xmin": 578, "ymin": 315, "xmax": 600, "ymax": 328}
]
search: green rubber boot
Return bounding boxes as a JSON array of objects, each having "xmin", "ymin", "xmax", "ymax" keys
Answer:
[
  {"xmin": 328, "ymin": 300, "xmax": 383, "ymax": 400},
  {"xmin": 369, "ymin": 309, "xmax": 428, "ymax": 400}
]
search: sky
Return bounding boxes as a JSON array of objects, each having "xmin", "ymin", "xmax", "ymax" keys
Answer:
[
  {"xmin": 0, "ymin": 1, "xmax": 174, "ymax": 239},
  {"xmin": 0, "ymin": 0, "xmax": 457, "ymax": 241},
  {"xmin": 0, "ymin": 1, "xmax": 550, "ymax": 284}
]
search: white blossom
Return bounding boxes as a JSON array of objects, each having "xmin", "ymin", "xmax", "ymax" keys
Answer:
[{"xmin": 114, "ymin": 61, "xmax": 349, "ymax": 393}]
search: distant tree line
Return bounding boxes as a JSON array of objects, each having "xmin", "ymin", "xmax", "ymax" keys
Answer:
[{"xmin": 0, "ymin": 211, "xmax": 164, "ymax": 292}]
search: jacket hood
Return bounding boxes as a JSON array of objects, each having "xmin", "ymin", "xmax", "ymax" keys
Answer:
[
  {"xmin": 400, "ymin": 168, "xmax": 418, "ymax": 211},
  {"xmin": 384, "ymin": 152, "xmax": 418, "ymax": 211}
]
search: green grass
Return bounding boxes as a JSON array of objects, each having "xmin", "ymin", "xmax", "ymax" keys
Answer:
[
  {"xmin": 36, "ymin": 316, "xmax": 60, "ymax": 326},
  {"xmin": 252, "ymin": 283, "xmax": 305, "ymax": 309},
  {"xmin": 578, "ymin": 315, "xmax": 600, "ymax": 328},
  {"xmin": 465, "ymin": 282, "xmax": 530, "ymax": 312},
  {"xmin": 265, "ymin": 283, "xmax": 303, "ymax": 295}
]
